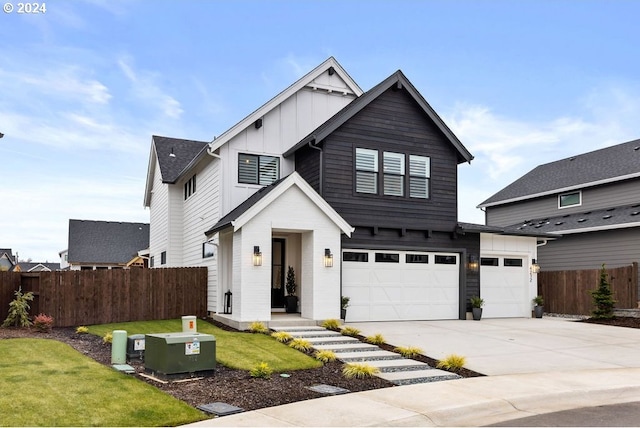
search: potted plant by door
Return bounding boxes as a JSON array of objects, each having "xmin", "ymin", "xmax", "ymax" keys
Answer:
[
  {"xmin": 470, "ymin": 296, "xmax": 484, "ymax": 321},
  {"xmin": 285, "ymin": 266, "xmax": 298, "ymax": 313},
  {"xmin": 532, "ymin": 295, "xmax": 544, "ymax": 318},
  {"xmin": 341, "ymin": 296, "xmax": 350, "ymax": 320}
]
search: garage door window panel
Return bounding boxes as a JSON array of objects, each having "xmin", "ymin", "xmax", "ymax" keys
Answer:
[
  {"xmin": 480, "ymin": 257, "xmax": 499, "ymax": 266},
  {"xmin": 375, "ymin": 253, "xmax": 399, "ymax": 263},
  {"xmin": 406, "ymin": 254, "xmax": 429, "ymax": 264},
  {"xmin": 343, "ymin": 252, "xmax": 369, "ymax": 262},
  {"xmin": 504, "ymin": 258, "xmax": 523, "ymax": 267},
  {"xmin": 435, "ymin": 255, "xmax": 457, "ymax": 264}
]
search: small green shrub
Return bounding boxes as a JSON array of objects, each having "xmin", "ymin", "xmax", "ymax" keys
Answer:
[
  {"xmin": 340, "ymin": 326, "xmax": 361, "ymax": 337},
  {"xmin": 321, "ymin": 319, "xmax": 341, "ymax": 330},
  {"xmin": 394, "ymin": 346, "xmax": 423, "ymax": 358},
  {"xmin": 288, "ymin": 338, "xmax": 312, "ymax": 352},
  {"xmin": 342, "ymin": 363, "xmax": 380, "ymax": 379},
  {"xmin": 365, "ymin": 333, "xmax": 385, "ymax": 345},
  {"xmin": 470, "ymin": 296, "xmax": 485, "ymax": 308},
  {"xmin": 76, "ymin": 326, "xmax": 89, "ymax": 334},
  {"xmin": 314, "ymin": 350, "xmax": 337, "ymax": 363},
  {"xmin": 590, "ymin": 264, "xmax": 616, "ymax": 319},
  {"xmin": 33, "ymin": 313, "xmax": 53, "ymax": 332},
  {"xmin": 248, "ymin": 321, "xmax": 269, "ymax": 334},
  {"xmin": 436, "ymin": 354, "xmax": 467, "ymax": 372},
  {"xmin": 271, "ymin": 331, "xmax": 293, "ymax": 343},
  {"xmin": 249, "ymin": 362, "xmax": 273, "ymax": 379},
  {"xmin": 102, "ymin": 332, "xmax": 113, "ymax": 344},
  {"xmin": 2, "ymin": 287, "xmax": 34, "ymax": 328}
]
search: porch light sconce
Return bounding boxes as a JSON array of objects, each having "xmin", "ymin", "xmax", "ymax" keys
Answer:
[
  {"xmin": 530, "ymin": 259, "xmax": 541, "ymax": 274},
  {"xmin": 467, "ymin": 254, "xmax": 479, "ymax": 273},
  {"xmin": 253, "ymin": 246, "xmax": 262, "ymax": 266},
  {"xmin": 324, "ymin": 248, "xmax": 334, "ymax": 268}
]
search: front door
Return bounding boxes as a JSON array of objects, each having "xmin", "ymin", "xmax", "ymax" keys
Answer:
[{"xmin": 271, "ymin": 238, "xmax": 285, "ymax": 308}]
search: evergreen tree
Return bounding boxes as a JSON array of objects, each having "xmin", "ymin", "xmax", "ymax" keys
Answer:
[{"xmin": 590, "ymin": 264, "xmax": 616, "ymax": 319}]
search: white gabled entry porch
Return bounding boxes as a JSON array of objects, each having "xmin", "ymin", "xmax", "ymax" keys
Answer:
[{"xmin": 210, "ymin": 173, "xmax": 353, "ymax": 329}]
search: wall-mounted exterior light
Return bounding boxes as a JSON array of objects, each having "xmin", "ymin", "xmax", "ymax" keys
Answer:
[
  {"xmin": 467, "ymin": 254, "xmax": 479, "ymax": 273},
  {"xmin": 253, "ymin": 246, "xmax": 262, "ymax": 266},
  {"xmin": 530, "ymin": 258, "xmax": 541, "ymax": 274},
  {"xmin": 324, "ymin": 248, "xmax": 333, "ymax": 268}
]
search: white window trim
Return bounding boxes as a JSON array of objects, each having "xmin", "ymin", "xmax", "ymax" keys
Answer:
[{"xmin": 558, "ymin": 190, "xmax": 582, "ymax": 209}]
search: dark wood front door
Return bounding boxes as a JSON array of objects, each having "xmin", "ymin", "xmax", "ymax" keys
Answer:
[{"xmin": 271, "ymin": 238, "xmax": 285, "ymax": 308}]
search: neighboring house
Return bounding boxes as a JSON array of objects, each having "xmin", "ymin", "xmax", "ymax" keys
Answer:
[
  {"xmin": 145, "ymin": 57, "xmax": 547, "ymax": 326},
  {"xmin": 478, "ymin": 139, "xmax": 640, "ymax": 284},
  {"xmin": 13, "ymin": 262, "xmax": 60, "ymax": 272},
  {"xmin": 0, "ymin": 248, "xmax": 17, "ymax": 271},
  {"xmin": 63, "ymin": 220, "xmax": 150, "ymax": 270}
]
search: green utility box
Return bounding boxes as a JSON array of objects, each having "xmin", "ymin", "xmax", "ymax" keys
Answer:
[{"xmin": 144, "ymin": 332, "xmax": 216, "ymax": 378}]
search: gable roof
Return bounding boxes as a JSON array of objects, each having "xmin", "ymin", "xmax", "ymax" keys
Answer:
[
  {"xmin": 205, "ymin": 172, "xmax": 353, "ymax": 236},
  {"xmin": 143, "ymin": 135, "xmax": 209, "ymax": 207},
  {"xmin": 506, "ymin": 202, "xmax": 640, "ymax": 235},
  {"xmin": 67, "ymin": 220, "xmax": 150, "ymax": 265},
  {"xmin": 208, "ymin": 57, "xmax": 363, "ymax": 154},
  {"xmin": 15, "ymin": 262, "xmax": 60, "ymax": 272},
  {"xmin": 283, "ymin": 70, "xmax": 473, "ymax": 164},
  {"xmin": 479, "ymin": 138, "xmax": 640, "ymax": 208}
]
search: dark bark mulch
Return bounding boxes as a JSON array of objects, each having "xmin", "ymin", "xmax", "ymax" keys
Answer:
[{"xmin": 580, "ymin": 316, "xmax": 640, "ymax": 329}]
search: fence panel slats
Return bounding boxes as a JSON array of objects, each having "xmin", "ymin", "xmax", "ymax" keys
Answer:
[
  {"xmin": 0, "ymin": 268, "xmax": 207, "ymax": 327},
  {"xmin": 539, "ymin": 263, "xmax": 638, "ymax": 315}
]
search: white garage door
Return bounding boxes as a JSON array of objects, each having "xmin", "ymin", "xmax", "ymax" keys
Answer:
[
  {"xmin": 342, "ymin": 249, "xmax": 460, "ymax": 321},
  {"xmin": 480, "ymin": 256, "xmax": 529, "ymax": 318}
]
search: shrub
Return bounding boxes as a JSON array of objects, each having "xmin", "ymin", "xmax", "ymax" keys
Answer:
[
  {"xmin": 76, "ymin": 326, "xmax": 89, "ymax": 334},
  {"xmin": 532, "ymin": 295, "xmax": 544, "ymax": 306},
  {"xmin": 2, "ymin": 287, "xmax": 35, "ymax": 328},
  {"xmin": 271, "ymin": 331, "xmax": 293, "ymax": 343},
  {"xmin": 470, "ymin": 296, "xmax": 485, "ymax": 308},
  {"xmin": 102, "ymin": 332, "xmax": 113, "ymax": 344},
  {"xmin": 342, "ymin": 363, "xmax": 379, "ymax": 379},
  {"xmin": 436, "ymin": 354, "xmax": 467, "ymax": 372},
  {"xmin": 314, "ymin": 350, "xmax": 337, "ymax": 363},
  {"xmin": 340, "ymin": 326, "xmax": 361, "ymax": 337},
  {"xmin": 394, "ymin": 346, "xmax": 423, "ymax": 358},
  {"xmin": 341, "ymin": 296, "xmax": 350, "ymax": 309},
  {"xmin": 365, "ymin": 333, "xmax": 385, "ymax": 345},
  {"xmin": 33, "ymin": 313, "xmax": 53, "ymax": 332},
  {"xmin": 321, "ymin": 319, "xmax": 341, "ymax": 330},
  {"xmin": 248, "ymin": 321, "xmax": 269, "ymax": 334},
  {"xmin": 249, "ymin": 362, "xmax": 273, "ymax": 379},
  {"xmin": 288, "ymin": 338, "xmax": 312, "ymax": 352},
  {"xmin": 590, "ymin": 264, "xmax": 616, "ymax": 319}
]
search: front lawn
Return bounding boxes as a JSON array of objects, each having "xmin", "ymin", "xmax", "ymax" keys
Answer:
[
  {"xmin": 86, "ymin": 319, "xmax": 322, "ymax": 372},
  {"xmin": 0, "ymin": 339, "xmax": 206, "ymax": 427}
]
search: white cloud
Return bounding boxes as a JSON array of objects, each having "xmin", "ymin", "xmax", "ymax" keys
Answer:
[{"xmin": 117, "ymin": 56, "xmax": 184, "ymax": 119}]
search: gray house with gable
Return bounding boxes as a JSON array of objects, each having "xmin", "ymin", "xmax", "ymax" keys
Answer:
[{"xmin": 478, "ymin": 138, "xmax": 640, "ymax": 284}]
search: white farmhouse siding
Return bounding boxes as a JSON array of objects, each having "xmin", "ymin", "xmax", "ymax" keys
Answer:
[
  {"xmin": 149, "ymin": 160, "xmax": 169, "ymax": 267},
  {"xmin": 229, "ymin": 184, "xmax": 344, "ymax": 322},
  {"xmin": 219, "ymin": 85, "xmax": 357, "ymax": 217},
  {"xmin": 180, "ymin": 157, "xmax": 221, "ymax": 312},
  {"xmin": 480, "ymin": 233, "xmax": 537, "ymax": 318},
  {"xmin": 167, "ymin": 185, "xmax": 184, "ymax": 266}
]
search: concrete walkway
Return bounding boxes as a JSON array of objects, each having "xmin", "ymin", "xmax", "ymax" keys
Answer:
[{"xmin": 185, "ymin": 317, "xmax": 640, "ymax": 426}]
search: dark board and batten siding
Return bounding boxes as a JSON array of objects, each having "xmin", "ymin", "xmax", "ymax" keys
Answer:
[{"xmin": 319, "ymin": 87, "xmax": 460, "ymax": 232}]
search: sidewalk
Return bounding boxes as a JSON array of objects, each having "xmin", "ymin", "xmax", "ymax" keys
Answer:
[{"xmin": 186, "ymin": 368, "xmax": 640, "ymax": 426}]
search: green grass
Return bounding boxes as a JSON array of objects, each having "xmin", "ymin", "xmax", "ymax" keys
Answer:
[
  {"xmin": 86, "ymin": 319, "xmax": 321, "ymax": 372},
  {"xmin": 0, "ymin": 338, "xmax": 205, "ymax": 427}
]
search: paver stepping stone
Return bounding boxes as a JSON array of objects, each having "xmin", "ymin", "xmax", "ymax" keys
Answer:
[
  {"xmin": 313, "ymin": 343, "xmax": 379, "ymax": 352},
  {"xmin": 337, "ymin": 350, "xmax": 403, "ymax": 361},
  {"xmin": 305, "ymin": 336, "xmax": 360, "ymax": 344},
  {"xmin": 270, "ymin": 326, "xmax": 327, "ymax": 332},
  {"xmin": 364, "ymin": 358, "xmax": 431, "ymax": 372},
  {"xmin": 377, "ymin": 369, "xmax": 461, "ymax": 385}
]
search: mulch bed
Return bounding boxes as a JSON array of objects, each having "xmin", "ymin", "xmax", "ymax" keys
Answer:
[{"xmin": 3, "ymin": 316, "xmax": 633, "ymax": 412}]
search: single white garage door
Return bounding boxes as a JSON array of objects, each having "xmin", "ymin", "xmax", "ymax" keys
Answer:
[
  {"xmin": 342, "ymin": 249, "xmax": 459, "ymax": 321},
  {"xmin": 480, "ymin": 256, "xmax": 529, "ymax": 318}
]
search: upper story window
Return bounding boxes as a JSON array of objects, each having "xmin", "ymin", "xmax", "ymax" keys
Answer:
[
  {"xmin": 355, "ymin": 148, "xmax": 378, "ymax": 194},
  {"xmin": 184, "ymin": 174, "xmax": 196, "ymax": 200},
  {"xmin": 355, "ymin": 148, "xmax": 430, "ymax": 199},
  {"xmin": 238, "ymin": 153, "xmax": 280, "ymax": 185},
  {"xmin": 409, "ymin": 155, "xmax": 430, "ymax": 198},
  {"xmin": 383, "ymin": 152, "xmax": 405, "ymax": 196},
  {"xmin": 559, "ymin": 191, "xmax": 581, "ymax": 209}
]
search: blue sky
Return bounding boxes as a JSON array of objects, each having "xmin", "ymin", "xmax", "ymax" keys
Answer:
[{"xmin": 2, "ymin": 0, "xmax": 639, "ymax": 262}]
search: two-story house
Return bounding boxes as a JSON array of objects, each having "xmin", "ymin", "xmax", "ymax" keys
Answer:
[
  {"xmin": 144, "ymin": 57, "xmax": 546, "ymax": 327},
  {"xmin": 478, "ymin": 139, "xmax": 640, "ymax": 290}
]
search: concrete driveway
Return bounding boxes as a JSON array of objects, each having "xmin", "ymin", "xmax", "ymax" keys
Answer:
[{"xmin": 350, "ymin": 317, "xmax": 640, "ymax": 375}]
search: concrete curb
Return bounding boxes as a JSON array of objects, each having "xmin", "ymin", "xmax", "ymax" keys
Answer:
[{"xmin": 185, "ymin": 368, "xmax": 640, "ymax": 427}]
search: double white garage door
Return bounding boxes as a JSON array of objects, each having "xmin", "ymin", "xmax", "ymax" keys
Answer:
[{"xmin": 342, "ymin": 249, "xmax": 460, "ymax": 321}]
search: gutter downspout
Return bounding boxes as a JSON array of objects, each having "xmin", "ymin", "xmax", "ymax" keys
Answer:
[{"xmin": 307, "ymin": 137, "xmax": 323, "ymax": 196}]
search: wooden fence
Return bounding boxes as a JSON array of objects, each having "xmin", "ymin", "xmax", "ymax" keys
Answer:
[
  {"xmin": 538, "ymin": 263, "xmax": 638, "ymax": 315},
  {"xmin": 0, "ymin": 268, "xmax": 208, "ymax": 327}
]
